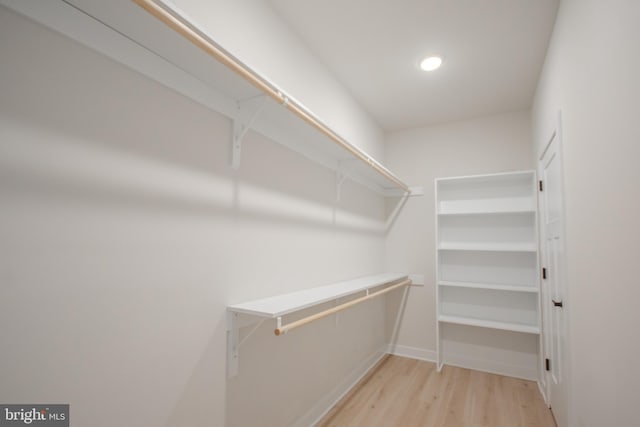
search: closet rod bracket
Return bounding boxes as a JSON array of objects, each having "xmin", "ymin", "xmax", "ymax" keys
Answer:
[
  {"xmin": 276, "ymin": 316, "xmax": 284, "ymax": 334},
  {"xmin": 231, "ymin": 95, "xmax": 268, "ymax": 169}
]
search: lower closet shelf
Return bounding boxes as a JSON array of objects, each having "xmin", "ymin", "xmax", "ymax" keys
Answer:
[
  {"xmin": 226, "ymin": 273, "xmax": 412, "ymax": 377},
  {"xmin": 227, "ymin": 272, "xmax": 409, "ymax": 318},
  {"xmin": 438, "ymin": 314, "xmax": 540, "ymax": 334}
]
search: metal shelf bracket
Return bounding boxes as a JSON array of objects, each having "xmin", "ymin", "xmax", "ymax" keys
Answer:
[
  {"xmin": 335, "ymin": 164, "xmax": 348, "ymax": 202},
  {"xmin": 231, "ymin": 95, "xmax": 268, "ymax": 169},
  {"xmin": 226, "ymin": 310, "xmax": 267, "ymax": 377}
]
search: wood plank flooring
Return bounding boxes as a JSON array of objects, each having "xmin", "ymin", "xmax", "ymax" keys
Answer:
[{"xmin": 315, "ymin": 355, "xmax": 556, "ymax": 427}]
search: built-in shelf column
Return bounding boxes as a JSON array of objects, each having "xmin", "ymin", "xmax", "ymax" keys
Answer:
[{"xmin": 435, "ymin": 171, "xmax": 541, "ymax": 380}]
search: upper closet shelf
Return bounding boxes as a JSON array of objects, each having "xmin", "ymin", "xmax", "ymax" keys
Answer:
[{"xmin": 1, "ymin": 0, "xmax": 411, "ymax": 196}]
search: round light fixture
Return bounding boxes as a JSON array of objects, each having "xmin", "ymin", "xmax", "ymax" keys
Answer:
[{"xmin": 420, "ymin": 56, "xmax": 442, "ymax": 71}]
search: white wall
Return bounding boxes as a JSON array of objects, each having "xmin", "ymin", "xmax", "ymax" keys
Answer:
[
  {"xmin": 384, "ymin": 111, "xmax": 533, "ymax": 366},
  {"xmin": 0, "ymin": 8, "xmax": 389, "ymax": 427},
  {"xmin": 532, "ymin": 0, "xmax": 640, "ymax": 425},
  {"xmin": 170, "ymin": 0, "xmax": 385, "ymax": 160}
]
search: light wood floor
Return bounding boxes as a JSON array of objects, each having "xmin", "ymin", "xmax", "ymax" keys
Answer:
[{"xmin": 316, "ymin": 355, "xmax": 556, "ymax": 427}]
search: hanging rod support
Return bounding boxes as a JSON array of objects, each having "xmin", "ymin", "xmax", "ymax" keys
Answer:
[
  {"xmin": 278, "ymin": 92, "xmax": 289, "ymax": 107},
  {"xmin": 231, "ymin": 95, "xmax": 268, "ymax": 169}
]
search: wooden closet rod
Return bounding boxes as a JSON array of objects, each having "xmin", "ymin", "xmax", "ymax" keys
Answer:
[
  {"xmin": 132, "ymin": 0, "xmax": 409, "ymax": 193},
  {"xmin": 274, "ymin": 279, "xmax": 411, "ymax": 336}
]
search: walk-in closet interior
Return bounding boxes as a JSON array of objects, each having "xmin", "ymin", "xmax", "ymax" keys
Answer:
[{"xmin": 1, "ymin": 1, "xmax": 638, "ymax": 426}]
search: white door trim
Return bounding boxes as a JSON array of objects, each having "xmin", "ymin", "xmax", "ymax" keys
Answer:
[{"xmin": 537, "ymin": 110, "xmax": 571, "ymax": 426}]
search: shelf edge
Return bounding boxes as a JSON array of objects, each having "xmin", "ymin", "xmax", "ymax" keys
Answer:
[
  {"xmin": 438, "ymin": 281, "xmax": 539, "ymax": 293},
  {"xmin": 438, "ymin": 315, "xmax": 540, "ymax": 334}
]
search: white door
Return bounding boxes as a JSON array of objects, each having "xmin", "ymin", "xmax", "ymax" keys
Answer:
[{"xmin": 538, "ymin": 116, "xmax": 569, "ymax": 427}]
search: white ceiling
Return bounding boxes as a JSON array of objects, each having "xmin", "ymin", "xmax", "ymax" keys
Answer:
[{"xmin": 267, "ymin": 0, "xmax": 559, "ymax": 131}]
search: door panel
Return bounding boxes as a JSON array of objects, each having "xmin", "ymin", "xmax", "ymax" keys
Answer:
[{"xmin": 539, "ymin": 118, "xmax": 568, "ymax": 427}]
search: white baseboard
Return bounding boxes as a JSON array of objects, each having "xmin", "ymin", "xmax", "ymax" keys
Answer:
[
  {"xmin": 385, "ymin": 343, "xmax": 436, "ymax": 362},
  {"xmin": 387, "ymin": 343, "xmax": 538, "ymax": 381},
  {"xmin": 294, "ymin": 345, "xmax": 388, "ymax": 427},
  {"xmin": 538, "ymin": 379, "xmax": 549, "ymax": 406},
  {"xmin": 442, "ymin": 353, "xmax": 538, "ymax": 381},
  {"xmin": 298, "ymin": 344, "xmax": 435, "ymax": 426}
]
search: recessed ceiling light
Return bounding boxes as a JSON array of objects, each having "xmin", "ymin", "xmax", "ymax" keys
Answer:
[{"xmin": 420, "ymin": 56, "xmax": 442, "ymax": 71}]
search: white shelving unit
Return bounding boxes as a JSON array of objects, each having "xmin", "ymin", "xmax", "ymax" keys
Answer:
[
  {"xmin": 1, "ymin": 0, "xmax": 411, "ymax": 196},
  {"xmin": 435, "ymin": 171, "xmax": 541, "ymax": 378}
]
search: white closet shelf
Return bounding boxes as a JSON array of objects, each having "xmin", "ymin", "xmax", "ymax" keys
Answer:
[
  {"xmin": 436, "ymin": 170, "xmax": 536, "ymax": 186},
  {"xmin": 437, "ymin": 242, "xmax": 538, "ymax": 252},
  {"xmin": 438, "ymin": 281, "xmax": 539, "ymax": 293},
  {"xmin": 225, "ymin": 273, "xmax": 411, "ymax": 377},
  {"xmin": 437, "ymin": 208, "xmax": 536, "ymax": 216},
  {"xmin": 228, "ymin": 273, "xmax": 409, "ymax": 318},
  {"xmin": 438, "ymin": 315, "xmax": 540, "ymax": 334},
  {"xmin": 2, "ymin": 0, "xmax": 411, "ymax": 196}
]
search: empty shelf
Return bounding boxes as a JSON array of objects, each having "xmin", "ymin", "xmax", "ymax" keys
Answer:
[
  {"xmin": 438, "ymin": 314, "xmax": 540, "ymax": 334},
  {"xmin": 228, "ymin": 273, "xmax": 409, "ymax": 318},
  {"xmin": 438, "ymin": 242, "xmax": 537, "ymax": 252},
  {"xmin": 438, "ymin": 280, "xmax": 539, "ymax": 293},
  {"xmin": 437, "ymin": 208, "xmax": 536, "ymax": 216}
]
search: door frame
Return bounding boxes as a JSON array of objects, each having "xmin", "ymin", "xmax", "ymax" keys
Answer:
[{"xmin": 537, "ymin": 110, "xmax": 571, "ymax": 425}]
